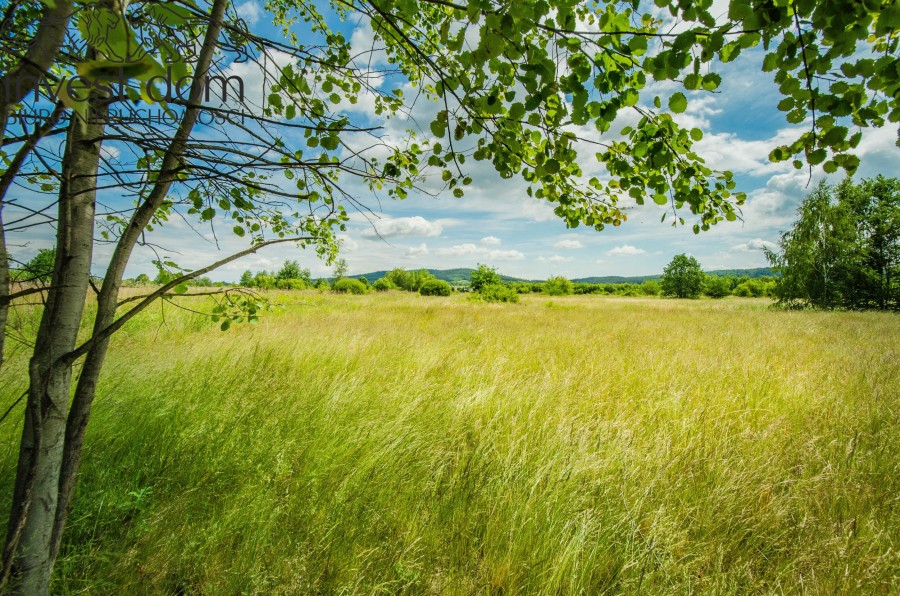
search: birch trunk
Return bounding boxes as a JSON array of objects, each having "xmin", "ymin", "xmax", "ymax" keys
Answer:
[{"xmin": 3, "ymin": 104, "xmax": 106, "ymax": 594}]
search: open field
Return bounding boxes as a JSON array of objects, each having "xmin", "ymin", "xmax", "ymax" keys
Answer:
[{"xmin": 1, "ymin": 293, "xmax": 898, "ymax": 593}]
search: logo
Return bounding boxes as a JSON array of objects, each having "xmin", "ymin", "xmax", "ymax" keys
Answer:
[{"xmin": 7, "ymin": 4, "xmax": 251, "ymax": 125}]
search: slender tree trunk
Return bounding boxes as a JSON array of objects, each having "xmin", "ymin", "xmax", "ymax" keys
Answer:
[
  {"xmin": 47, "ymin": 0, "xmax": 229, "ymax": 568},
  {"xmin": 2, "ymin": 103, "xmax": 107, "ymax": 594},
  {"xmin": 0, "ymin": 207, "xmax": 8, "ymax": 369}
]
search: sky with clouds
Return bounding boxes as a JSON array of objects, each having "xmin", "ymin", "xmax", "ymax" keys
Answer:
[{"xmin": 7, "ymin": 1, "xmax": 900, "ymax": 281}]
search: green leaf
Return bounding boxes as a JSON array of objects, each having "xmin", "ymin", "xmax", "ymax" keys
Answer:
[
  {"xmin": 669, "ymin": 92, "xmax": 687, "ymax": 113},
  {"xmin": 174, "ymin": 283, "xmax": 188, "ymax": 294},
  {"xmin": 701, "ymin": 73, "xmax": 721, "ymax": 91}
]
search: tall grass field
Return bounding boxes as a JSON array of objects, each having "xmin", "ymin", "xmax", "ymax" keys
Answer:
[{"xmin": 1, "ymin": 293, "xmax": 898, "ymax": 593}]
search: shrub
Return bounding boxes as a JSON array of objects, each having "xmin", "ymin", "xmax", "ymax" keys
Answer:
[
  {"xmin": 332, "ymin": 278, "xmax": 367, "ymax": 294},
  {"xmin": 419, "ymin": 279, "xmax": 452, "ymax": 296},
  {"xmin": 372, "ymin": 277, "xmax": 396, "ymax": 292},
  {"xmin": 640, "ymin": 280, "xmax": 661, "ymax": 296},
  {"xmin": 733, "ymin": 279, "xmax": 766, "ymax": 297},
  {"xmin": 254, "ymin": 274, "xmax": 276, "ymax": 290},
  {"xmin": 704, "ymin": 276, "xmax": 732, "ymax": 298},
  {"xmin": 543, "ymin": 276, "xmax": 574, "ymax": 296},
  {"xmin": 476, "ymin": 283, "xmax": 519, "ymax": 303},
  {"xmin": 276, "ymin": 278, "xmax": 308, "ymax": 290},
  {"xmin": 470, "ymin": 264, "xmax": 501, "ymax": 292}
]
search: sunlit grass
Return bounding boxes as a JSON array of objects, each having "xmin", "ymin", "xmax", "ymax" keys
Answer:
[{"xmin": 1, "ymin": 292, "xmax": 898, "ymax": 593}]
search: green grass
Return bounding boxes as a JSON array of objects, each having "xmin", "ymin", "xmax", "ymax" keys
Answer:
[{"xmin": 1, "ymin": 293, "xmax": 898, "ymax": 593}]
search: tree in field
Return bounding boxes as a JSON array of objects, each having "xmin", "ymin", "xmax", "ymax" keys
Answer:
[
  {"xmin": 276, "ymin": 260, "xmax": 312, "ymax": 285},
  {"xmin": 1, "ymin": 0, "xmax": 899, "ymax": 590},
  {"xmin": 470, "ymin": 264, "xmax": 501, "ymax": 292},
  {"xmin": 661, "ymin": 254, "xmax": 706, "ymax": 298},
  {"xmin": 239, "ymin": 270, "xmax": 254, "ymax": 287},
  {"xmin": 332, "ymin": 259, "xmax": 349, "ymax": 282},
  {"xmin": 766, "ymin": 177, "xmax": 899, "ymax": 310}
]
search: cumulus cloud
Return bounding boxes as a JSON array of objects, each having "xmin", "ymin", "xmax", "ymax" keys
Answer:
[
  {"xmin": 732, "ymin": 238, "xmax": 777, "ymax": 252},
  {"xmin": 236, "ymin": 1, "xmax": 262, "ymax": 24},
  {"xmin": 435, "ymin": 243, "xmax": 524, "ymax": 260},
  {"xmin": 480, "ymin": 236, "xmax": 501, "ymax": 246},
  {"xmin": 607, "ymin": 245, "xmax": 646, "ymax": 256},
  {"xmin": 405, "ymin": 243, "xmax": 429, "ymax": 257},
  {"xmin": 435, "ymin": 243, "xmax": 478, "ymax": 256},
  {"xmin": 360, "ymin": 216, "xmax": 443, "ymax": 239},
  {"xmin": 554, "ymin": 239, "xmax": 583, "ymax": 249},
  {"xmin": 486, "ymin": 249, "xmax": 525, "ymax": 261},
  {"xmin": 539, "ymin": 255, "xmax": 573, "ymax": 263}
]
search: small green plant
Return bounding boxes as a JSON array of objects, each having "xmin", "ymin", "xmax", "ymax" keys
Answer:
[
  {"xmin": 474, "ymin": 283, "xmax": 519, "ymax": 303},
  {"xmin": 332, "ymin": 278, "xmax": 367, "ymax": 294},
  {"xmin": 419, "ymin": 279, "xmax": 452, "ymax": 296}
]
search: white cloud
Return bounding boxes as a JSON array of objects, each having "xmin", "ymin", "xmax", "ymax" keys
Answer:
[
  {"xmin": 435, "ymin": 243, "xmax": 479, "ymax": 257},
  {"xmin": 732, "ymin": 238, "xmax": 777, "ymax": 252},
  {"xmin": 236, "ymin": 1, "xmax": 262, "ymax": 25},
  {"xmin": 360, "ymin": 216, "xmax": 443, "ymax": 239},
  {"xmin": 480, "ymin": 236, "xmax": 501, "ymax": 246},
  {"xmin": 486, "ymin": 249, "xmax": 525, "ymax": 261},
  {"xmin": 405, "ymin": 243, "xmax": 429, "ymax": 257},
  {"xmin": 607, "ymin": 245, "xmax": 646, "ymax": 256},
  {"xmin": 539, "ymin": 255, "xmax": 573, "ymax": 263},
  {"xmin": 554, "ymin": 239, "xmax": 583, "ymax": 249},
  {"xmin": 435, "ymin": 243, "xmax": 524, "ymax": 261}
]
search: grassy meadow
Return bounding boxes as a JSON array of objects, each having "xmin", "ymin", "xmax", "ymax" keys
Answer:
[{"xmin": 1, "ymin": 292, "xmax": 898, "ymax": 593}]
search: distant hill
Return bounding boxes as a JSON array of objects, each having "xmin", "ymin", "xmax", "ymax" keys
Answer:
[{"xmin": 352, "ymin": 266, "xmax": 774, "ymax": 285}]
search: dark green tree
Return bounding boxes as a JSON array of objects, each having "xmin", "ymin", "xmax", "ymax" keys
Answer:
[{"xmin": 661, "ymin": 254, "xmax": 706, "ymax": 298}]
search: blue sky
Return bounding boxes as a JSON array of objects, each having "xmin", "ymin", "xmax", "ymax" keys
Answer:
[{"xmin": 8, "ymin": 1, "xmax": 900, "ymax": 281}]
